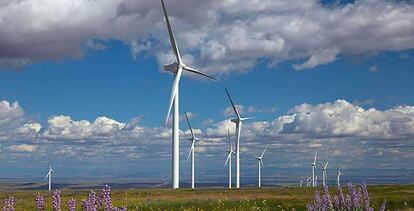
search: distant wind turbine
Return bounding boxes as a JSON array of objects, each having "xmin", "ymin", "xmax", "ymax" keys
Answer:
[
  {"xmin": 307, "ymin": 177, "xmax": 311, "ymax": 187},
  {"xmin": 224, "ymin": 129, "xmax": 235, "ymax": 189},
  {"xmin": 336, "ymin": 163, "xmax": 342, "ymax": 187},
  {"xmin": 160, "ymin": 0, "xmax": 216, "ymax": 189},
  {"xmin": 225, "ymin": 88, "xmax": 255, "ymax": 188},
  {"xmin": 255, "ymin": 145, "xmax": 268, "ymax": 188},
  {"xmin": 319, "ymin": 161, "xmax": 329, "ymax": 186},
  {"xmin": 311, "ymin": 151, "xmax": 318, "ymax": 187},
  {"xmin": 185, "ymin": 112, "xmax": 200, "ymax": 190},
  {"xmin": 45, "ymin": 162, "xmax": 54, "ymax": 191}
]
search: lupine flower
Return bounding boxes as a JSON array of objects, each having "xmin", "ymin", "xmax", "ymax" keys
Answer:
[
  {"xmin": 52, "ymin": 190, "xmax": 61, "ymax": 211},
  {"xmin": 35, "ymin": 193, "xmax": 45, "ymax": 211},
  {"xmin": 314, "ymin": 190, "xmax": 322, "ymax": 210},
  {"xmin": 348, "ymin": 182, "xmax": 361, "ymax": 210},
  {"xmin": 67, "ymin": 198, "xmax": 76, "ymax": 211},
  {"xmin": 100, "ymin": 185, "xmax": 113, "ymax": 211},
  {"xmin": 321, "ymin": 185, "xmax": 332, "ymax": 210},
  {"xmin": 361, "ymin": 182, "xmax": 374, "ymax": 211},
  {"xmin": 3, "ymin": 196, "xmax": 15, "ymax": 211},
  {"xmin": 306, "ymin": 203, "xmax": 315, "ymax": 211},
  {"xmin": 380, "ymin": 200, "xmax": 387, "ymax": 211},
  {"xmin": 82, "ymin": 191, "xmax": 98, "ymax": 211},
  {"xmin": 337, "ymin": 186, "xmax": 345, "ymax": 210},
  {"xmin": 332, "ymin": 195, "xmax": 340, "ymax": 210}
]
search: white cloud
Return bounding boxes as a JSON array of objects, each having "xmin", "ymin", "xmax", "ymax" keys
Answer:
[
  {"xmin": 42, "ymin": 115, "xmax": 125, "ymax": 140},
  {"xmin": 369, "ymin": 65, "xmax": 379, "ymax": 72},
  {"xmin": 223, "ymin": 105, "xmax": 244, "ymax": 117},
  {"xmin": 7, "ymin": 144, "xmax": 37, "ymax": 152},
  {"xmin": 1, "ymin": 0, "xmax": 414, "ymax": 72}
]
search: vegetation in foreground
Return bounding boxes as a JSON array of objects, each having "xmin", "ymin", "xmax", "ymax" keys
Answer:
[{"xmin": 0, "ymin": 184, "xmax": 413, "ymax": 210}]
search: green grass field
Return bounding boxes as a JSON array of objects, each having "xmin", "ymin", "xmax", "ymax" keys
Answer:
[{"xmin": 1, "ymin": 185, "xmax": 413, "ymax": 210}]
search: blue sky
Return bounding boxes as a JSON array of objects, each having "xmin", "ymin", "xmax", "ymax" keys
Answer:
[{"xmin": 1, "ymin": 0, "xmax": 414, "ymax": 185}]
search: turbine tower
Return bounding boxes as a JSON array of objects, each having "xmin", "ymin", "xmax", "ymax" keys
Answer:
[
  {"xmin": 311, "ymin": 151, "xmax": 318, "ymax": 187},
  {"xmin": 185, "ymin": 112, "xmax": 200, "ymax": 190},
  {"xmin": 225, "ymin": 88, "xmax": 254, "ymax": 188},
  {"xmin": 255, "ymin": 145, "xmax": 268, "ymax": 188},
  {"xmin": 336, "ymin": 163, "xmax": 342, "ymax": 187},
  {"xmin": 45, "ymin": 162, "xmax": 54, "ymax": 191},
  {"xmin": 319, "ymin": 161, "xmax": 329, "ymax": 186},
  {"xmin": 224, "ymin": 129, "xmax": 235, "ymax": 189},
  {"xmin": 160, "ymin": 0, "xmax": 216, "ymax": 189},
  {"xmin": 307, "ymin": 177, "xmax": 311, "ymax": 187}
]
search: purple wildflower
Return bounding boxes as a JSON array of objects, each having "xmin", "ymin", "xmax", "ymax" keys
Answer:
[
  {"xmin": 100, "ymin": 185, "xmax": 113, "ymax": 211},
  {"xmin": 314, "ymin": 190, "xmax": 322, "ymax": 211},
  {"xmin": 322, "ymin": 185, "xmax": 332, "ymax": 210},
  {"xmin": 3, "ymin": 196, "xmax": 15, "ymax": 211},
  {"xmin": 82, "ymin": 190, "xmax": 98, "ymax": 211},
  {"xmin": 332, "ymin": 195, "xmax": 340, "ymax": 210},
  {"xmin": 348, "ymin": 182, "xmax": 360, "ymax": 210},
  {"xmin": 380, "ymin": 200, "xmax": 387, "ymax": 211},
  {"xmin": 361, "ymin": 182, "xmax": 374, "ymax": 211},
  {"xmin": 52, "ymin": 190, "xmax": 61, "ymax": 211},
  {"xmin": 306, "ymin": 203, "xmax": 315, "ymax": 211},
  {"xmin": 337, "ymin": 186, "xmax": 345, "ymax": 209},
  {"xmin": 35, "ymin": 193, "xmax": 45, "ymax": 211},
  {"xmin": 67, "ymin": 198, "xmax": 76, "ymax": 211}
]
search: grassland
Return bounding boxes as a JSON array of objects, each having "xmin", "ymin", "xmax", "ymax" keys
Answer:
[{"xmin": 1, "ymin": 185, "xmax": 413, "ymax": 210}]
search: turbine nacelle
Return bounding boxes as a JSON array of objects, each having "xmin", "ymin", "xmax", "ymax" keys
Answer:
[{"xmin": 164, "ymin": 62, "xmax": 189, "ymax": 74}]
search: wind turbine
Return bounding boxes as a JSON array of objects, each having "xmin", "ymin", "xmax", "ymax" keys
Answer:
[
  {"xmin": 300, "ymin": 180, "xmax": 303, "ymax": 187},
  {"xmin": 185, "ymin": 112, "xmax": 200, "ymax": 190},
  {"xmin": 224, "ymin": 129, "xmax": 235, "ymax": 189},
  {"xmin": 306, "ymin": 177, "xmax": 311, "ymax": 187},
  {"xmin": 319, "ymin": 161, "xmax": 329, "ymax": 186},
  {"xmin": 336, "ymin": 163, "xmax": 342, "ymax": 187},
  {"xmin": 160, "ymin": 0, "xmax": 216, "ymax": 189},
  {"xmin": 311, "ymin": 151, "xmax": 318, "ymax": 187},
  {"xmin": 225, "ymin": 88, "xmax": 254, "ymax": 188},
  {"xmin": 255, "ymin": 145, "xmax": 267, "ymax": 188},
  {"xmin": 45, "ymin": 162, "xmax": 54, "ymax": 191}
]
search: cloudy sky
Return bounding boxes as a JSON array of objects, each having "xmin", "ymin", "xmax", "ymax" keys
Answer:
[{"xmin": 1, "ymin": 0, "xmax": 414, "ymax": 185}]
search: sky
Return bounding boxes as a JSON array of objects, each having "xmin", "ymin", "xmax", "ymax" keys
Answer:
[{"xmin": 0, "ymin": 0, "xmax": 414, "ymax": 185}]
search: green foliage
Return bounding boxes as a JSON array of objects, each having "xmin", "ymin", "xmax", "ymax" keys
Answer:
[{"xmin": 1, "ymin": 185, "xmax": 413, "ymax": 211}]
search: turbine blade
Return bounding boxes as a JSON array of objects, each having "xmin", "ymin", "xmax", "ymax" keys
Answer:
[
  {"xmin": 165, "ymin": 67, "xmax": 183, "ymax": 124},
  {"xmin": 260, "ymin": 159, "xmax": 264, "ymax": 167},
  {"xmin": 160, "ymin": 0, "xmax": 182, "ymax": 64},
  {"xmin": 224, "ymin": 153, "xmax": 231, "ymax": 166},
  {"xmin": 314, "ymin": 151, "xmax": 318, "ymax": 163},
  {"xmin": 227, "ymin": 129, "xmax": 232, "ymax": 150},
  {"xmin": 260, "ymin": 145, "xmax": 268, "ymax": 158},
  {"xmin": 225, "ymin": 88, "xmax": 241, "ymax": 119},
  {"xmin": 45, "ymin": 172, "xmax": 50, "ymax": 180},
  {"xmin": 185, "ymin": 112, "xmax": 195, "ymax": 137},
  {"xmin": 187, "ymin": 143, "xmax": 194, "ymax": 161},
  {"xmin": 183, "ymin": 67, "xmax": 217, "ymax": 81},
  {"xmin": 241, "ymin": 117, "xmax": 255, "ymax": 121}
]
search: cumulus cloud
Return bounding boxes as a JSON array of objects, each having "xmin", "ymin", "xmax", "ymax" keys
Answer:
[
  {"xmin": 7, "ymin": 144, "xmax": 38, "ymax": 152},
  {"xmin": 42, "ymin": 115, "xmax": 125, "ymax": 140},
  {"xmin": 0, "ymin": 0, "xmax": 413, "ymax": 72},
  {"xmin": 222, "ymin": 105, "xmax": 244, "ymax": 117}
]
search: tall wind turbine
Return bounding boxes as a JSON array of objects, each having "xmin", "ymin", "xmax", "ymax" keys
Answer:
[
  {"xmin": 224, "ymin": 129, "xmax": 235, "ymax": 189},
  {"xmin": 311, "ymin": 151, "xmax": 318, "ymax": 187},
  {"xmin": 256, "ymin": 145, "xmax": 267, "ymax": 188},
  {"xmin": 336, "ymin": 163, "xmax": 342, "ymax": 187},
  {"xmin": 225, "ymin": 88, "xmax": 254, "ymax": 188},
  {"xmin": 45, "ymin": 162, "xmax": 54, "ymax": 191},
  {"xmin": 185, "ymin": 112, "xmax": 199, "ymax": 190},
  {"xmin": 307, "ymin": 177, "xmax": 311, "ymax": 187},
  {"xmin": 160, "ymin": 0, "xmax": 216, "ymax": 189},
  {"xmin": 319, "ymin": 161, "xmax": 329, "ymax": 186}
]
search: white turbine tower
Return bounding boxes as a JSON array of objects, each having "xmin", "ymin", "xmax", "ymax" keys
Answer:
[
  {"xmin": 336, "ymin": 163, "xmax": 342, "ymax": 187},
  {"xmin": 307, "ymin": 177, "xmax": 311, "ymax": 187},
  {"xmin": 319, "ymin": 161, "xmax": 329, "ymax": 186},
  {"xmin": 185, "ymin": 112, "xmax": 199, "ymax": 190},
  {"xmin": 225, "ymin": 88, "xmax": 254, "ymax": 188},
  {"xmin": 160, "ymin": 0, "xmax": 216, "ymax": 189},
  {"xmin": 224, "ymin": 129, "xmax": 235, "ymax": 189},
  {"xmin": 255, "ymin": 145, "xmax": 267, "ymax": 188},
  {"xmin": 311, "ymin": 151, "xmax": 318, "ymax": 187},
  {"xmin": 45, "ymin": 162, "xmax": 54, "ymax": 191}
]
